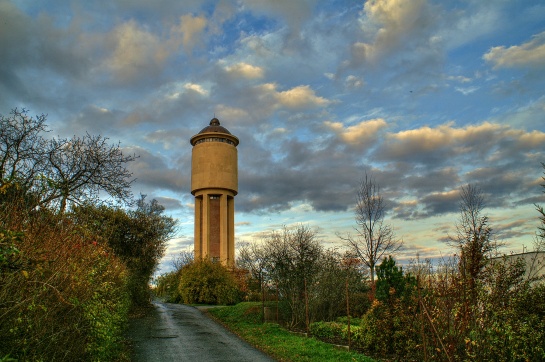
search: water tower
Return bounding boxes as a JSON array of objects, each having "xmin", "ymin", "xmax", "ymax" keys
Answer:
[{"xmin": 190, "ymin": 118, "xmax": 239, "ymax": 266}]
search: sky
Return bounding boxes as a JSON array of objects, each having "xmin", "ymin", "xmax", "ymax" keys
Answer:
[{"xmin": 1, "ymin": 0, "xmax": 545, "ymax": 273}]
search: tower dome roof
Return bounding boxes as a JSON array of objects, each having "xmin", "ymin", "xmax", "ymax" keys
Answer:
[{"xmin": 198, "ymin": 118, "xmax": 231, "ymax": 135}]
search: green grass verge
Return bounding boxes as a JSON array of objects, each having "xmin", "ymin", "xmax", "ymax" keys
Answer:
[{"xmin": 207, "ymin": 302, "xmax": 377, "ymax": 362}]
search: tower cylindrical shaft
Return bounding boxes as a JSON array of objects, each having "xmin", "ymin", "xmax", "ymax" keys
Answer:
[{"xmin": 190, "ymin": 119, "xmax": 238, "ymax": 267}]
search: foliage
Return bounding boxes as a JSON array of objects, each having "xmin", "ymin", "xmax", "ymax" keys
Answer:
[
  {"xmin": 360, "ymin": 257, "xmax": 419, "ymax": 359},
  {"xmin": 263, "ymin": 225, "xmax": 323, "ymax": 329},
  {"xmin": 237, "ymin": 241, "xmax": 269, "ymax": 299},
  {"xmin": 155, "ymin": 251, "xmax": 194, "ymax": 303},
  {"xmin": 0, "ymin": 195, "xmax": 131, "ymax": 361},
  {"xmin": 0, "ymin": 108, "xmax": 177, "ymax": 361},
  {"xmin": 351, "ymin": 252, "xmax": 545, "ymax": 362},
  {"xmin": 309, "ymin": 250, "xmax": 369, "ymax": 322},
  {"xmin": 178, "ymin": 260, "xmax": 242, "ymax": 305},
  {"xmin": 465, "ymin": 257, "xmax": 545, "ymax": 361},
  {"xmin": 70, "ymin": 195, "xmax": 177, "ymax": 305},
  {"xmin": 0, "ymin": 227, "xmax": 23, "ymax": 271},
  {"xmin": 209, "ymin": 302, "xmax": 376, "ymax": 362},
  {"xmin": 155, "ymin": 270, "xmax": 183, "ymax": 303},
  {"xmin": 450, "ymin": 184, "xmax": 494, "ymax": 305},
  {"xmin": 310, "ymin": 320, "xmax": 364, "ymax": 348},
  {"xmin": 375, "ymin": 255, "xmax": 416, "ymax": 304},
  {"xmin": 237, "ymin": 229, "xmax": 370, "ymax": 330}
]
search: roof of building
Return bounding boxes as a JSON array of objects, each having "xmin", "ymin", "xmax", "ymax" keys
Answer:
[{"xmin": 198, "ymin": 118, "xmax": 231, "ymax": 135}]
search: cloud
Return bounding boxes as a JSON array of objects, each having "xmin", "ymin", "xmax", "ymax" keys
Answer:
[
  {"xmin": 224, "ymin": 62, "xmax": 264, "ymax": 79},
  {"xmin": 324, "ymin": 118, "xmax": 387, "ymax": 147},
  {"xmin": 184, "ymin": 82, "xmax": 209, "ymax": 96},
  {"xmin": 106, "ymin": 20, "xmax": 169, "ymax": 82},
  {"xmin": 375, "ymin": 122, "xmax": 515, "ymax": 165},
  {"xmin": 420, "ymin": 189, "xmax": 460, "ymax": 215},
  {"xmin": 126, "ymin": 147, "xmax": 186, "ymax": 193},
  {"xmin": 249, "ymin": 83, "xmax": 331, "ymax": 112},
  {"xmin": 58, "ymin": 105, "xmax": 125, "ymax": 137},
  {"xmin": 484, "ymin": 31, "xmax": 545, "ymax": 69},
  {"xmin": 439, "ymin": 2, "xmax": 502, "ymax": 50},
  {"xmin": 171, "ymin": 14, "xmax": 207, "ymax": 53},
  {"xmin": 145, "ymin": 129, "xmax": 192, "ymax": 150},
  {"xmin": 352, "ymin": 0, "xmax": 431, "ymax": 64},
  {"xmin": 121, "ymin": 80, "xmax": 212, "ymax": 126},
  {"xmin": 153, "ymin": 196, "xmax": 184, "ymax": 210},
  {"xmin": 276, "ymin": 85, "xmax": 331, "ymax": 108},
  {"xmin": 345, "ymin": 75, "xmax": 364, "ymax": 89}
]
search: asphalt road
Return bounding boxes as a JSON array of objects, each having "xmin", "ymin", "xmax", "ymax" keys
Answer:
[{"xmin": 127, "ymin": 301, "xmax": 276, "ymax": 362}]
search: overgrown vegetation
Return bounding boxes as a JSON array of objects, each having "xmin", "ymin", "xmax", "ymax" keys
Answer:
[{"xmin": 0, "ymin": 109, "xmax": 176, "ymax": 361}]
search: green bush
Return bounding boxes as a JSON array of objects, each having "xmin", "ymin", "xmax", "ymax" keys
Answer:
[
  {"xmin": 310, "ymin": 321, "xmax": 344, "ymax": 341},
  {"xmin": 310, "ymin": 320, "xmax": 365, "ymax": 348},
  {"xmin": 0, "ymin": 191, "xmax": 132, "ymax": 361},
  {"xmin": 82, "ymin": 253, "xmax": 131, "ymax": 361},
  {"xmin": 178, "ymin": 260, "xmax": 242, "ymax": 305},
  {"xmin": 156, "ymin": 270, "xmax": 183, "ymax": 302}
]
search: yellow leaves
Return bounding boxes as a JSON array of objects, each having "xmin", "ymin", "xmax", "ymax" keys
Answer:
[
  {"xmin": 21, "ymin": 270, "xmax": 29, "ymax": 278},
  {"xmin": 0, "ymin": 182, "xmax": 9, "ymax": 194}
]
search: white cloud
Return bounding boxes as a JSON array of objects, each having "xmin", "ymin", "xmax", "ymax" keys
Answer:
[
  {"xmin": 253, "ymin": 83, "xmax": 331, "ymax": 111},
  {"xmin": 484, "ymin": 31, "xmax": 545, "ymax": 69},
  {"xmin": 379, "ymin": 122, "xmax": 545, "ymax": 165},
  {"xmin": 224, "ymin": 62, "xmax": 264, "ymax": 79},
  {"xmin": 184, "ymin": 82, "xmax": 208, "ymax": 95},
  {"xmin": 106, "ymin": 20, "xmax": 168, "ymax": 81},
  {"xmin": 345, "ymin": 75, "xmax": 364, "ymax": 89},
  {"xmin": 171, "ymin": 14, "xmax": 207, "ymax": 53},
  {"xmin": 276, "ymin": 85, "xmax": 331, "ymax": 109},
  {"xmin": 455, "ymin": 86, "xmax": 479, "ymax": 95},
  {"xmin": 440, "ymin": 3, "xmax": 501, "ymax": 50},
  {"xmin": 447, "ymin": 75, "xmax": 472, "ymax": 83},
  {"xmin": 325, "ymin": 118, "xmax": 387, "ymax": 146},
  {"xmin": 354, "ymin": 0, "xmax": 429, "ymax": 63}
]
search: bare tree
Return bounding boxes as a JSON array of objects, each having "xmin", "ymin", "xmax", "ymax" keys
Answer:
[
  {"xmin": 1, "ymin": 109, "xmax": 137, "ymax": 212},
  {"xmin": 265, "ymin": 224, "xmax": 322, "ymax": 329},
  {"xmin": 339, "ymin": 173, "xmax": 402, "ymax": 295},
  {"xmin": 237, "ymin": 241, "xmax": 269, "ymax": 295},
  {"xmin": 449, "ymin": 184, "xmax": 494, "ymax": 303},
  {"xmin": 0, "ymin": 108, "xmax": 49, "ymax": 189},
  {"xmin": 40, "ymin": 134, "xmax": 137, "ymax": 212},
  {"xmin": 171, "ymin": 250, "xmax": 194, "ymax": 271},
  {"xmin": 536, "ymin": 162, "xmax": 545, "ymax": 246}
]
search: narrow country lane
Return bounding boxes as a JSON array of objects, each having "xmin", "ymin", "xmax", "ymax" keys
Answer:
[{"xmin": 126, "ymin": 301, "xmax": 276, "ymax": 362}]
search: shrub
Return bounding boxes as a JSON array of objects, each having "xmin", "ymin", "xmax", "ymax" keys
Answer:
[
  {"xmin": 310, "ymin": 320, "xmax": 365, "ymax": 349},
  {"xmin": 178, "ymin": 260, "xmax": 242, "ymax": 305},
  {"xmin": 156, "ymin": 270, "xmax": 183, "ymax": 302},
  {"xmin": 0, "ymin": 191, "xmax": 131, "ymax": 361}
]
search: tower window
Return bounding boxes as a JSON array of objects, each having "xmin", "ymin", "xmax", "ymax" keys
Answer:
[{"xmin": 194, "ymin": 137, "xmax": 234, "ymax": 145}]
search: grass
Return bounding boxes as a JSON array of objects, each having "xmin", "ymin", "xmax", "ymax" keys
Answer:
[{"xmin": 207, "ymin": 302, "xmax": 377, "ymax": 362}]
